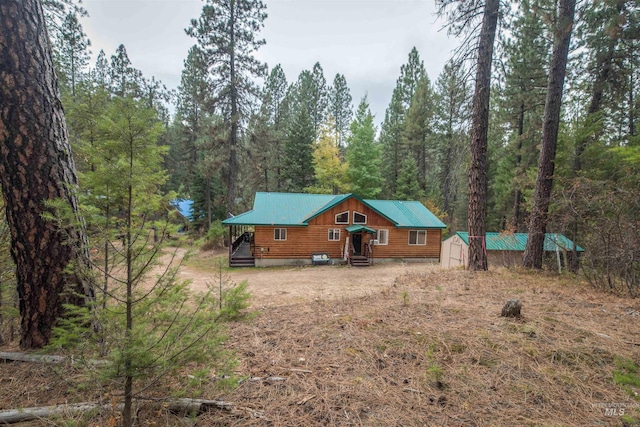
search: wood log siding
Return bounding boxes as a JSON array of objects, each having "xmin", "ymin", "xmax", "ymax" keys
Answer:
[{"xmin": 254, "ymin": 226, "xmax": 441, "ymax": 259}]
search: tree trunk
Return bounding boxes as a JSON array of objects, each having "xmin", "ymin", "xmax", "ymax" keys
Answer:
[
  {"xmin": 523, "ymin": 0, "xmax": 576, "ymax": 269},
  {"xmin": 227, "ymin": 0, "xmax": 238, "ymax": 214},
  {"xmin": 0, "ymin": 0, "xmax": 93, "ymax": 349},
  {"xmin": 512, "ymin": 100, "xmax": 525, "ymax": 231},
  {"xmin": 467, "ymin": 0, "xmax": 499, "ymax": 271}
]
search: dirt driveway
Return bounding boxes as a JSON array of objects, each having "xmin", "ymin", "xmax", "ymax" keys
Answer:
[{"xmin": 173, "ymin": 249, "xmax": 440, "ymax": 307}]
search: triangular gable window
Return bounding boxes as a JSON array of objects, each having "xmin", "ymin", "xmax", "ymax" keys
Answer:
[{"xmin": 335, "ymin": 211, "xmax": 349, "ymax": 224}]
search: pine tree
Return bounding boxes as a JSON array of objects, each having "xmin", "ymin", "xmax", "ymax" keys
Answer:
[
  {"xmin": 403, "ymin": 75, "xmax": 435, "ymax": 193},
  {"xmin": 398, "ymin": 47, "xmax": 427, "ymax": 109},
  {"xmin": 438, "ymin": 0, "xmax": 501, "ymax": 270},
  {"xmin": 396, "ymin": 157, "xmax": 423, "ymax": 201},
  {"xmin": 433, "ymin": 60, "xmax": 471, "ymax": 228},
  {"xmin": 110, "ymin": 44, "xmax": 143, "ymax": 98},
  {"xmin": 55, "ymin": 12, "xmax": 91, "ymax": 96},
  {"xmin": 523, "ymin": 0, "xmax": 576, "ymax": 269},
  {"xmin": 93, "ymin": 49, "xmax": 110, "ymax": 89},
  {"xmin": 254, "ymin": 64, "xmax": 289, "ymax": 191},
  {"xmin": 329, "ymin": 73, "xmax": 353, "ymax": 150},
  {"xmin": 379, "ymin": 48, "xmax": 428, "ymax": 198},
  {"xmin": 283, "ymin": 107, "xmax": 315, "ymax": 192},
  {"xmin": 170, "ymin": 46, "xmax": 212, "ymax": 215},
  {"xmin": 496, "ymin": 0, "xmax": 550, "ymax": 231},
  {"xmin": 310, "ymin": 62, "xmax": 329, "ymax": 133},
  {"xmin": 293, "ymin": 65, "xmax": 329, "ymax": 138},
  {"xmin": 0, "ymin": 0, "xmax": 93, "ymax": 348},
  {"xmin": 379, "ymin": 87, "xmax": 405, "ymax": 198},
  {"xmin": 346, "ymin": 97, "xmax": 382, "ymax": 199},
  {"xmin": 187, "ymin": 0, "xmax": 267, "ymax": 212}
]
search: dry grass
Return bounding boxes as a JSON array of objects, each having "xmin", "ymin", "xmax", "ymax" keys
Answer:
[{"xmin": 2, "ymin": 267, "xmax": 640, "ymax": 426}]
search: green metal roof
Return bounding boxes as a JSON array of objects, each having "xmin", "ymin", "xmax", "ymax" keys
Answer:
[
  {"xmin": 345, "ymin": 225, "xmax": 378, "ymax": 234},
  {"xmin": 364, "ymin": 199, "xmax": 446, "ymax": 229},
  {"xmin": 222, "ymin": 192, "xmax": 446, "ymax": 229},
  {"xmin": 455, "ymin": 232, "xmax": 584, "ymax": 252}
]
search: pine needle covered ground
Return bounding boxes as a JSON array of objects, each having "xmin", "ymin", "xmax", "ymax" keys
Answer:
[{"xmin": 2, "ymin": 267, "xmax": 640, "ymax": 426}]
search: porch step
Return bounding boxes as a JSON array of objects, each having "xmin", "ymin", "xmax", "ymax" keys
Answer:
[
  {"xmin": 350, "ymin": 256, "xmax": 370, "ymax": 267},
  {"xmin": 230, "ymin": 257, "xmax": 255, "ymax": 267}
]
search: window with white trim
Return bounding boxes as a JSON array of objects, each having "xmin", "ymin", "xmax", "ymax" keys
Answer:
[
  {"xmin": 353, "ymin": 211, "xmax": 367, "ymax": 224},
  {"xmin": 335, "ymin": 211, "xmax": 349, "ymax": 224},
  {"xmin": 328, "ymin": 228, "xmax": 340, "ymax": 241},
  {"xmin": 377, "ymin": 229, "xmax": 389, "ymax": 245},
  {"xmin": 274, "ymin": 228, "xmax": 287, "ymax": 241},
  {"xmin": 408, "ymin": 230, "xmax": 426, "ymax": 245}
]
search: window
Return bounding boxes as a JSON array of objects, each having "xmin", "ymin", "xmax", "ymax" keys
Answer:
[
  {"xmin": 408, "ymin": 230, "xmax": 426, "ymax": 245},
  {"xmin": 328, "ymin": 228, "xmax": 340, "ymax": 241},
  {"xmin": 335, "ymin": 211, "xmax": 349, "ymax": 224},
  {"xmin": 274, "ymin": 228, "xmax": 287, "ymax": 241},
  {"xmin": 353, "ymin": 211, "xmax": 367, "ymax": 224},
  {"xmin": 377, "ymin": 229, "xmax": 389, "ymax": 245}
]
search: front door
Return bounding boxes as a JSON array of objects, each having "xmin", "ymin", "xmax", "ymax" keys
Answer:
[{"xmin": 352, "ymin": 233, "xmax": 362, "ymax": 256}]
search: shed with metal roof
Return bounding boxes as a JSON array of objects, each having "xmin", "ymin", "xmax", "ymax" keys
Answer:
[{"xmin": 441, "ymin": 231, "xmax": 584, "ymax": 270}]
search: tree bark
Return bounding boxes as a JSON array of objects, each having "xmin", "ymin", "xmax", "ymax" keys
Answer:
[
  {"xmin": 0, "ymin": 0, "xmax": 93, "ymax": 348},
  {"xmin": 467, "ymin": 0, "xmax": 499, "ymax": 271},
  {"xmin": 523, "ymin": 0, "xmax": 576, "ymax": 269}
]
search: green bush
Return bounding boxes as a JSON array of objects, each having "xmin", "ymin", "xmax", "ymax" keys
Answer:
[{"xmin": 200, "ymin": 221, "xmax": 226, "ymax": 250}]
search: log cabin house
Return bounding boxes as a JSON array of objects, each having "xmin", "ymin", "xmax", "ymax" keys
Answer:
[{"xmin": 223, "ymin": 192, "xmax": 446, "ymax": 267}]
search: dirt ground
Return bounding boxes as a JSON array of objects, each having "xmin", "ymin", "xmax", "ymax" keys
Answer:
[
  {"xmin": 175, "ymin": 248, "xmax": 440, "ymax": 306},
  {"xmin": 3, "ymin": 249, "xmax": 640, "ymax": 426}
]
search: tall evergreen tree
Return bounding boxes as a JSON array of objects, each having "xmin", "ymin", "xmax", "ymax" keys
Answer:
[
  {"xmin": 523, "ymin": 0, "xmax": 576, "ymax": 269},
  {"xmin": 110, "ymin": 44, "xmax": 143, "ymax": 98},
  {"xmin": 254, "ymin": 64, "xmax": 289, "ymax": 191},
  {"xmin": 187, "ymin": 0, "xmax": 267, "ymax": 212},
  {"xmin": 403, "ymin": 75, "xmax": 435, "ymax": 194},
  {"xmin": 433, "ymin": 60, "xmax": 471, "ymax": 228},
  {"xmin": 174, "ymin": 46, "xmax": 211, "ymax": 188},
  {"xmin": 398, "ymin": 47, "xmax": 427, "ymax": 109},
  {"xmin": 396, "ymin": 157, "xmax": 423, "ymax": 201},
  {"xmin": 495, "ymin": 0, "xmax": 550, "ymax": 231},
  {"xmin": 346, "ymin": 97, "xmax": 382, "ymax": 199},
  {"xmin": 55, "ymin": 12, "xmax": 91, "ymax": 96},
  {"xmin": 293, "ymin": 64, "xmax": 329, "ymax": 138},
  {"xmin": 283, "ymin": 107, "xmax": 315, "ymax": 192},
  {"xmin": 93, "ymin": 49, "xmax": 110, "ymax": 89},
  {"xmin": 379, "ymin": 48, "xmax": 428, "ymax": 198},
  {"xmin": 438, "ymin": 0, "xmax": 501, "ymax": 271},
  {"xmin": 329, "ymin": 73, "xmax": 353, "ymax": 150},
  {"xmin": 310, "ymin": 62, "xmax": 329, "ymax": 133},
  {"xmin": 379, "ymin": 87, "xmax": 405, "ymax": 198},
  {"xmin": 0, "ymin": 0, "xmax": 93, "ymax": 348}
]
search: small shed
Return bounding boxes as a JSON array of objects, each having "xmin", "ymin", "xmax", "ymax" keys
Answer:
[{"xmin": 441, "ymin": 232, "xmax": 584, "ymax": 269}]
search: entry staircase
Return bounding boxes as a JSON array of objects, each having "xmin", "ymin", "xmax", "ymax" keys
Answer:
[{"xmin": 229, "ymin": 232, "xmax": 255, "ymax": 267}]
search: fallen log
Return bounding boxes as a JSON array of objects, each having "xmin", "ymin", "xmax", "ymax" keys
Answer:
[
  {"xmin": 0, "ymin": 398, "xmax": 256, "ymax": 424},
  {"xmin": 0, "ymin": 351, "xmax": 66, "ymax": 364},
  {"xmin": 0, "ymin": 351, "xmax": 107, "ymax": 366},
  {"xmin": 0, "ymin": 402, "xmax": 121, "ymax": 424}
]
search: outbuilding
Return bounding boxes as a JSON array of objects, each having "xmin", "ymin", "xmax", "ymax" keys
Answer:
[{"xmin": 440, "ymin": 231, "xmax": 584, "ymax": 270}]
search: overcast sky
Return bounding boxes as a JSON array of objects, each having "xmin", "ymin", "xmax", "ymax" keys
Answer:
[{"xmin": 80, "ymin": 0, "xmax": 461, "ymax": 125}]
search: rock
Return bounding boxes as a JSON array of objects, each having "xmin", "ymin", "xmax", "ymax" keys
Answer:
[{"xmin": 501, "ymin": 299, "xmax": 522, "ymax": 318}]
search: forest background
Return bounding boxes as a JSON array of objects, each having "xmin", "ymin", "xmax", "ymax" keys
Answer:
[{"xmin": 3, "ymin": 0, "xmax": 640, "ymax": 297}]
